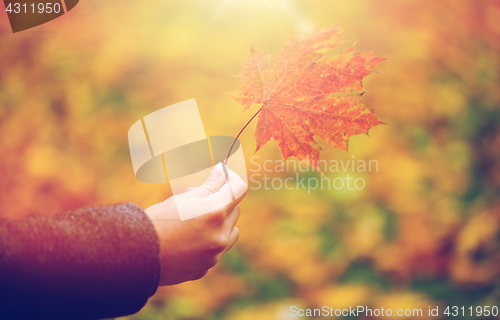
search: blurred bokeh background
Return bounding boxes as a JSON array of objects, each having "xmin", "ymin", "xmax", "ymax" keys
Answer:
[{"xmin": 1, "ymin": 0, "xmax": 500, "ymax": 319}]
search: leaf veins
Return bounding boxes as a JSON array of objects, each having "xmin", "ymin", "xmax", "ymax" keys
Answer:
[{"xmin": 230, "ymin": 25, "xmax": 385, "ymax": 169}]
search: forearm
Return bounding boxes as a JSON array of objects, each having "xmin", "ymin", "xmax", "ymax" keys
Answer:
[{"xmin": 0, "ymin": 203, "xmax": 160, "ymax": 319}]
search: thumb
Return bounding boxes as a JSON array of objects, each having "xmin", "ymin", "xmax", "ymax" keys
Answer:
[{"xmin": 191, "ymin": 163, "xmax": 227, "ymax": 197}]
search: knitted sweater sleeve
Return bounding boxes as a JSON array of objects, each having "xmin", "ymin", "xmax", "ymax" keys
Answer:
[{"xmin": 0, "ymin": 202, "xmax": 161, "ymax": 320}]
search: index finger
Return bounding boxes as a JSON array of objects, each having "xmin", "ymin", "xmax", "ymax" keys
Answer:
[
  {"xmin": 207, "ymin": 165, "xmax": 247, "ymax": 211},
  {"xmin": 173, "ymin": 165, "xmax": 247, "ymax": 220}
]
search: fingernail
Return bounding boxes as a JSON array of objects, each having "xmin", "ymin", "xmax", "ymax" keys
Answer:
[{"xmin": 210, "ymin": 163, "xmax": 223, "ymax": 178}]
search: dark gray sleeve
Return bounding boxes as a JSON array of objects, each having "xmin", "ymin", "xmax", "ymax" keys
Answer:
[{"xmin": 0, "ymin": 203, "xmax": 161, "ymax": 320}]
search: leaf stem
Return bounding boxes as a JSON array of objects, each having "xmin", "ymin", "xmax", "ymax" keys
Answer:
[{"xmin": 225, "ymin": 106, "xmax": 263, "ymax": 165}]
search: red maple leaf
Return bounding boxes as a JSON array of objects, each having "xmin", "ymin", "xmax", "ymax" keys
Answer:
[{"xmin": 230, "ymin": 25, "xmax": 385, "ymax": 169}]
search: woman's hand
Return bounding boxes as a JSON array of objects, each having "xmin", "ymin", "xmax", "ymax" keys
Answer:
[{"xmin": 145, "ymin": 163, "xmax": 247, "ymax": 285}]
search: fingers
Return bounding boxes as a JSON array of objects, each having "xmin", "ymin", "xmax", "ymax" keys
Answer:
[
  {"xmin": 185, "ymin": 164, "xmax": 247, "ymax": 216},
  {"xmin": 215, "ymin": 226, "xmax": 239, "ymax": 261},
  {"xmin": 191, "ymin": 163, "xmax": 247, "ymax": 199},
  {"xmin": 189, "ymin": 163, "xmax": 227, "ymax": 198},
  {"xmin": 226, "ymin": 227, "xmax": 239, "ymax": 252},
  {"xmin": 203, "ymin": 167, "xmax": 247, "ymax": 210},
  {"xmin": 223, "ymin": 167, "xmax": 248, "ymax": 201},
  {"xmin": 225, "ymin": 205, "xmax": 241, "ymax": 228},
  {"xmin": 173, "ymin": 163, "xmax": 247, "ymax": 221},
  {"xmin": 213, "ymin": 206, "xmax": 240, "ymax": 261}
]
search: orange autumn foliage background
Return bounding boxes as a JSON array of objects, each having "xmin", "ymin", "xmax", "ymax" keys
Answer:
[{"xmin": 1, "ymin": 0, "xmax": 500, "ymax": 319}]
